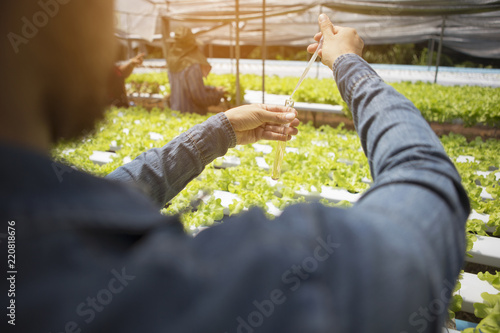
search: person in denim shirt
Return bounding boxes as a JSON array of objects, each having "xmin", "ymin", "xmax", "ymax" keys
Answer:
[
  {"xmin": 0, "ymin": 1, "xmax": 468, "ymax": 332},
  {"xmin": 108, "ymin": 52, "xmax": 145, "ymax": 108}
]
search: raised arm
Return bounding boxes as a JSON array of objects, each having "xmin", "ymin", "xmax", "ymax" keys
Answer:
[
  {"xmin": 328, "ymin": 52, "xmax": 470, "ymax": 333},
  {"xmin": 299, "ymin": 14, "xmax": 470, "ymax": 331},
  {"xmin": 118, "ymin": 53, "xmax": 145, "ymax": 79}
]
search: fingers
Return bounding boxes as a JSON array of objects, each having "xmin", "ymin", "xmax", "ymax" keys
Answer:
[
  {"xmin": 307, "ymin": 43, "xmax": 319, "ymax": 54},
  {"xmin": 261, "ymin": 131, "xmax": 292, "ymax": 142},
  {"xmin": 264, "ymin": 124, "xmax": 299, "ymax": 136},
  {"xmin": 307, "ymin": 32, "xmax": 323, "ymax": 54},
  {"xmin": 261, "ymin": 119, "xmax": 300, "ymax": 142},
  {"xmin": 255, "ymin": 104, "xmax": 297, "ymax": 124},
  {"xmin": 313, "ymin": 28, "xmax": 341, "ymax": 40},
  {"xmin": 229, "ymin": 104, "xmax": 300, "ymax": 144},
  {"xmin": 318, "ymin": 14, "xmax": 335, "ymax": 40},
  {"xmin": 267, "ymin": 118, "xmax": 300, "ymax": 129},
  {"xmin": 308, "ymin": 23, "xmax": 340, "ymax": 55},
  {"xmin": 257, "ymin": 103, "xmax": 294, "ymax": 114}
]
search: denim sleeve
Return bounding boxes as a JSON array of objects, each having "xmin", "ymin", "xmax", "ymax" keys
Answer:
[
  {"xmin": 328, "ymin": 54, "xmax": 470, "ymax": 331},
  {"xmin": 334, "ymin": 54, "xmax": 469, "ymax": 215},
  {"xmin": 105, "ymin": 112, "xmax": 237, "ymax": 208}
]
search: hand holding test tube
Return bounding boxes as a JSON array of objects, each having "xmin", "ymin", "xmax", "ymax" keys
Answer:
[
  {"xmin": 271, "ymin": 36, "xmax": 324, "ymax": 180},
  {"xmin": 271, "ymin": 98, "xmax": 295, "ymax": 180}
]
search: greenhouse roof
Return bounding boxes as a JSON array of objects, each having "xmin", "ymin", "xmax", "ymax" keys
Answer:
[{"xmin": 115, "ymin": 1, "xmax": 500, "ymax": 58}]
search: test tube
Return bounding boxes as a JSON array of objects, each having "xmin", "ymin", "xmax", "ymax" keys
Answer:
[{"xmin": 271, "ymin": 98, "xmax": 295, "ymax": 180}]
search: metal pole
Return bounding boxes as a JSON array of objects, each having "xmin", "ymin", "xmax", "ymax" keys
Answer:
[
  {"xmin": 230, "ymin": 23, "xmax": 234, "ymax": 75},
  {"xmin": 164, "ymin": 2, "xmax": 170, "ymax": 66},
  {"xmin": 427, "ymin": 38, "xmax": 434, "ymax": 70},
  {"xmin": 316, "ymin": 5, "xmax": 323, "ymax": 79},
  {"xmin": 262, "ymin": 0, "xmax": 266, "ymax": 104},
  {"xmin": 161, "ymin": 18, "xmax": 171, "ymax": 67},
  {"xmin": 126, "ymin": 13, "xmax": 133, "ymax": 59},
  {"xmin": 235, "ymin": 0, "xmax": 241, "ymax": 106},
  {"xmin": 434, "ymin": 17, "xmax": 446, "ymax": 84}
]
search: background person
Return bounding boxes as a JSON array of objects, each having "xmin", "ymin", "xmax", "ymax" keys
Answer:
[
  {"xmin": 108, "ymin": 52, "xmax": 145, "ymax": 107},
  {"xmin": 0, "ymin": 1, "xmax": 468, "ymax": 332},
  {"xmin": 167, "ymin": 26, "xmax": 226, "ymax": 114}
]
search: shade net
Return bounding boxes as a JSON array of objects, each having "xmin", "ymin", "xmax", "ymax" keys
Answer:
[{"xmin": 115, "ymin": 1, "xmax": 500, "ymax": 58}]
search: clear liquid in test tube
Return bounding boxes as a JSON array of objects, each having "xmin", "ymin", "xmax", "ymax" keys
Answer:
[{"xmin": 271, "ymin": 98, "xmax": 295, "ymax": 180}]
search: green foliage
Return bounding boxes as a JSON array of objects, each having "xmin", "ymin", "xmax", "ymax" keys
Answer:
[
  {"xmin": 441, "ymin": 134, "xmax": 500, "ymax": 237},
  {"xmin": 52, "ymin": 107, "xmax": 500, "ymax": 322},
  {"xmin": 126, "ymin": 72, "xmax": 500, "ymax": 126},
  {"xmin": 127, "ymin": 72, "xmax": 169, "ymax": 86},
  {"xmin": 455, "ymin": 61, "xmax": 494, "ymax": 69},
  {"xmin": 390, "ymin": 82, "xmax": 500, "ymax": 127},
  {"xmin": 245, "ymin": 74, "xmax": 500, "ymax": 126},
  {"xmin": 464, "ymin": 266, "xmax": 500, "ymax": 332},
  {"xmin": 127, "ymin": 72, "xmax": 170, "ymax": 96},
  {"xmin": 248, "ymin": 46, "xmax": 310, "ymax": 61},
  {"xmin": 362, "ymin": 43, "xmax": 496, "ymax": 68},
  {"xmin": 52, "ymin": 107, "xmax": 209, "ymax": 177},
  {"xmin": 206, "ymin": 73, "xmax": 245, "ymax": 106},
  {"xmin": 363, "ymin": 44, "xmax": 432, "ymax": 66},
  {"xmin": 448, "ymin": 279, "xmax": 463, "ymax": 320},
  {"xmin": 478, "ymin": 272, "xmax": 500, "ymax": 292}
]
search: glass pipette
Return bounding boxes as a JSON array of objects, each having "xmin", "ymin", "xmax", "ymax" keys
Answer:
[{"xmin": 271, "ymin": 36, "xmax": 324, "ymax": 180}]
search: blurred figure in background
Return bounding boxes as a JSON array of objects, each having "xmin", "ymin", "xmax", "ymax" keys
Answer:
[
  {"xmin": 167, "ymin": 27, "xmax": 226, "ymax": 114},
  {"xmin": 108, "ymin": 52, "xmax": 145, "ymax": 107}
]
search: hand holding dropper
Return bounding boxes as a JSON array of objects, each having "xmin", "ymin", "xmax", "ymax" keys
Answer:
[{"xmin": 271, "ymin": 36, "xmax": 324, "ymax": 180}]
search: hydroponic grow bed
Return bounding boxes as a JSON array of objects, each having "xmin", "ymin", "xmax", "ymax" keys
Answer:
[{"xmin": 53, "ymin": 107, "xmax": 500, "ymax": 330}]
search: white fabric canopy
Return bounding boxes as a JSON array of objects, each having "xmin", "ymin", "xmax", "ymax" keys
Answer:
[
  {"xmin": 114, "ymin": 1, "xmax": 500, "ymax": 58},
  {"xmin": 115, "ymin": 0, "xmax": 166, "ymax": 42}
]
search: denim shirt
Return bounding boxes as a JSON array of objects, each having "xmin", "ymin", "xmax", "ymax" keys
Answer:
[{"xmin": 0, "ymin": 54, "xmax": 469, "ymax": 333}]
